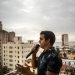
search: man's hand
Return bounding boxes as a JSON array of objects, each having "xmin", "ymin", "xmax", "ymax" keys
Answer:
[
  {"xmin": 15, "ymin": 64, "xmax": 30, "ymax": 74},
  {"xmin": 15, "ymin": 64, "xmax": 36, "ymax": 75},
  {"xmin": 32, "ymin": 44, "xmax": 40, "ymax": 54}
]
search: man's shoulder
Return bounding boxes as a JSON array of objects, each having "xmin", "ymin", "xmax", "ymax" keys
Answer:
[
  {"xmin": 45, "ymin": 48, "xmax": 62, "ymax": 62},
  {"xmin": 46, "ymin": 48, "xmax": 58, "ymax": 58}
]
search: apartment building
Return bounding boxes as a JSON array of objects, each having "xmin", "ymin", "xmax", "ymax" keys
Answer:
[
  {"xmin": 62, "ymin": 34, "xmax": 69, "ymax": 46},
  {"xmin": 2, "ymin": 39, "xmax": 34, "ymax": 70},
  {"xmin": 0, "ymin": 21, "xmax": 15, "ymax": 65},
  {"xmin": 0, "ymin": 21, "xmax": 8, "ymax": 65}
]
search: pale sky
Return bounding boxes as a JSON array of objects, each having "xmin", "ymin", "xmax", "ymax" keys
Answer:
[{"xmin": 0, "ymin": 0, "xmax": 75, "ymax": 42}]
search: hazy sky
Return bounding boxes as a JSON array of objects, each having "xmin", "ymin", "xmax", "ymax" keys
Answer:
[{"xmin": 0, "ymin": 0, "xmax": 75, "ymax": 42}]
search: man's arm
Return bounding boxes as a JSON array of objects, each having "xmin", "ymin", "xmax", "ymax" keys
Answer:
[
  {"xmin": 45, "ymin": 52, "xmax": 62, "ymax": 75},
  {"xmin": 32, "ymin": 45, "xmax": 39, "ymax": 69},
  {"xmin": 16, "ymin": 64, "xmax": 36, "ymax": 75},
  {"xmin": 32, "ymin": 53, "xmax": 38, "ymax": 69}
]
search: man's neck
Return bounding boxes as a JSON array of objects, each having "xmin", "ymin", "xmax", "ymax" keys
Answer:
[{"xmin": 44, "ymin": 45, "xmax": 52, "ymax": 52}]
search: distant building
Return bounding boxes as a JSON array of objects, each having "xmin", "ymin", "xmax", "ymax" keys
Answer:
[
  {"xmin": 2, "ymin": 41, "xmax": 34, "ymax": 70},
  {"xmin": 28, "ymin": 40, "xmax": 34, "ymax": 44},
  {"xmin": 14, "ymin": 36, "xmax": 22, "ymax": 43},
  {"xmin": 0, "ymin": 21, "xmax": 2, "ymax": 30},
  {"xmin": 67, "ymin": 53, "xmax": 75, "ymax": 60},
  {"xmin": 8, "ymin": 32, "xmax": 15, "ymax": 42},
  {"xmin": 0, "ymin": 21, "xmax": 9, "ymax": 65},
  {"xmin": 62, "ymin": 59, "xmax": 75, "ymax": 67},
  {"xmin": 62, "ymin": 34, "xmax": 69, "ymax": 46},
  {"xmin": 0, "ymin": 21, "xmax": 17, "ymax": 66}
]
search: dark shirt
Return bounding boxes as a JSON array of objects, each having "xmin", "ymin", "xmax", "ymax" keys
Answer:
[{"xmin": 37, "ymin": 47, "xmax": 62, "ymax": 75}]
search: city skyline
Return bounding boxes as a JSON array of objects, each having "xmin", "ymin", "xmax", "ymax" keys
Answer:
[{"xmin": 0, "ymin": 0, "xmax": 75, "ymax": 42}]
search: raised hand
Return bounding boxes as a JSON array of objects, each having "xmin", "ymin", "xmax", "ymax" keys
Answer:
[{"xmin": 15, "ymin": 64, "xmax": 36, "ymax": 75}]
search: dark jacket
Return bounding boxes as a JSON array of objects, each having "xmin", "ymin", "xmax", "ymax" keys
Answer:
[{"xmin": 38, "ymin": 47, "xmax": 62, "ymax": 75}]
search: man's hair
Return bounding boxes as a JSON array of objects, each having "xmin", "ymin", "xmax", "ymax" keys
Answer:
[{"xmin": 40, "ymin": 31, "xmax": 56, "ymax": 45}]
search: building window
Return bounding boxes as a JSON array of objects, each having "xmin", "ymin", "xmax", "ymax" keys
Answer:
[
  {"xmin": 22, "ymin": 47, "xmax": 23, "ymax": 49},
  {"xmin": 4, "ymin": 55, "xmax": 5, "ymax": 57},
  {"xmin": 4, "ymin": 63, "xmax": 5, "ymax": 65},
  {"xmin": 4, "ymin": 46, "xmax": 5, "ymax": 49},
  {"xmin": 4, "ymin": 50, "xmax": 5, "ymax": 53},
  {"xmin": 4, "ymin": 59, "xmax": 5, "ymax": 61},
  {"xmin": 18, "ymin": 60, "xmax": 19, "ymax": 63},
  {"xmin": 18, "ymin": 56, "xmax": 19, "ymax": 58},
  {"xmin": 18, "ymin": 51, "xmax": 19, "ymax": 54},
  {"xmin": 17, "ymin": 47, "xmax": 19, "ymax": 49},
  {"xmin": 9, "ymin": 59, "xmax": 13, "ymax": 62},
  {"xmin": 9, "ymin": 46, "xmax": 13, "ymax": 49},
  {"xmin": 9, "ymin": 55, "xmax": 13, "ymax": 58},
  {"xmin": 9, "ymin": 64, "xmax": 13, "ymax": 66},
  {"xmin": 9, "ymin": 51, "xmax": 13, "ymax": 53}
]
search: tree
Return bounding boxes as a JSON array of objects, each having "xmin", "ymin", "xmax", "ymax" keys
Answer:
[
  {"xmin": 0, "ymin": 66, "xmax": 10, "ymax": 75},
  {"xmin": 65, "ymin": 66, "xmax": 75, "ymax": 75}
]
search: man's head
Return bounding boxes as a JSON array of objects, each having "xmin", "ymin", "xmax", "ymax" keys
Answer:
[{"xmin": 39, "ymin": 31, "xmax": 55, "ymax": 48}]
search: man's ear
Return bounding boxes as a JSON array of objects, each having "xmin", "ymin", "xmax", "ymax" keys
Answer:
[
  {"xmin": 47, "ymin": 39, "xmax": 50, "ymax": 43},
  {"xmin": 49, "ymin": 39, "xmax": 50, "ymax": 43}
]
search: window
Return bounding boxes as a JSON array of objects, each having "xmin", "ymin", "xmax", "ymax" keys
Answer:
[
  {"xmin": 9, "ymin": 59, "xmax": 13, "ymax": 62},
  {"xmin": 4, "ymin": 50, "xmax": 5, "ymax": 53},
  {"xmin": 9, "ymin": 55, "xmax": 13, "ymax": 58},
  {"xmin": 18, "ymin": 60, "xmax": 19, "ymax": 63},
  {"xmin": 17, "ymin": 47, "xmax": 19, "ymax": 49},
  {"xmin": 4, "ymin": 55, "xmax": 5, "ymax": 57},
  {"xmin": 9, "ymin": 64, "xmax": 13, "ymax": 66},
  {"xmin": 9, "ymin": 51, "xmax": 13, "ymax": 53},
  {"xmin": 9, "ymin": 46, "xmax": 13, "ymax": 49},
  {"xmin": 22, "ymin": 46, "xmax": 23, "ymax": 49},
  {"xmin": 4, "ymin": 46, "xmax": 5, "ymax": 49},
  {"xmin": 18, "ymin": 56, "xmax": 19, "ymax": 58},
  {"xmin": 4, "ymin": 59, "xmax": 5, "ymax": 61},
  {"xmin": 4, "ymin": 63, "xmax": 5, "ymax": 65},
  {"xmin": 18, "ymin": 51, "xmax": 19, "ymax": 54}
]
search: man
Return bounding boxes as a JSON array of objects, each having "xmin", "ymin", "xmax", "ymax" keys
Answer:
[
  {"xmin": 32, "ymin": 31, "xmax": 62, "ymax": 75},
  {"xmin": 16, "ymin": 31, "xmax": 62, "ymax": 75}
]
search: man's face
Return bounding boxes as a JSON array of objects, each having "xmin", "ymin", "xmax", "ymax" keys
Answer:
[{"xmin": 39, "ymin": 34, "xmax": 50, "ymax": 49}]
